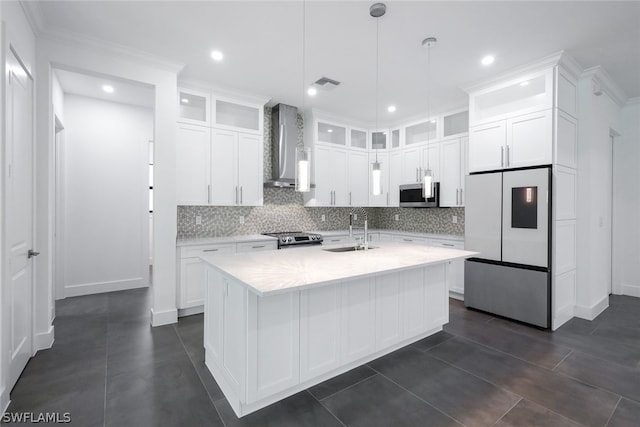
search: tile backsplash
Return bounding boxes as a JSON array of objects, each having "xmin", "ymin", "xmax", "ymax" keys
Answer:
[{"xmin": 177, "ymin": 106, "xmax": 464, "ymax": 239}]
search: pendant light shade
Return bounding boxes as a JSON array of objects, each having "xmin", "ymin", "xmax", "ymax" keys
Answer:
[
  {"xmin": 423, "ymin": 168, "xmax": 433, "ymax": 198},
  {"xmin": 371, "ymin": 161, "xmax": 382, "ymax": 196},
  {"xmin": 296, "ymin": 145, "xmax": 311, "ymax": 192}
]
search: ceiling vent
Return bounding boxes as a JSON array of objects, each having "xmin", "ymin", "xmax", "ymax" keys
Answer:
[{"xmin": 312, "ymin": 77, "xmax": 341, "ymax": 91}]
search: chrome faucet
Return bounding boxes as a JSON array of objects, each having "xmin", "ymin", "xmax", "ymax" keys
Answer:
[{"xmin": 349, "ymin": 207, "xmax": 369, "ymax": 250}]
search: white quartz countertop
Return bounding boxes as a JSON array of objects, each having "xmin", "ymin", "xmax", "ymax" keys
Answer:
[
  {"xmin": 201, "ymin": 242, "xmax": 477, "ymax": 296},
  {"xmin": 318, "ymin": 229, "xmax": 464, "ymax": 241}
]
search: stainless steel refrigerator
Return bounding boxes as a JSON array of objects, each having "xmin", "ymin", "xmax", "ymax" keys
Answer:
[{"xmin": 464, "ymin": 166, "xmax": 551, "ymax": 328}]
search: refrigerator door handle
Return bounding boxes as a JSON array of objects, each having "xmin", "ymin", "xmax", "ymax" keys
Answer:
[{"xmin": 501, "ymin": 146, "xmax": 504, "ymax": 168}]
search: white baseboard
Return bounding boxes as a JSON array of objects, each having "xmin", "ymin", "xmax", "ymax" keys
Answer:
[
  {"xmin": 34, "ymin": 325, "xmax": 55, "ymax": 351},
  {"xmin": 150, "ymin": 307, "xmax": 177, "ymax": 327},
  {"xmin": 621, "ymin": 284, "xmax": 640, "ymax": 298},
  {"xmin": 552, "ymin": 305, "xmax": 574, "ymax": 330},
  {"xmin": 178, "ymin": 305, "xmax": 204, "ymax": 318},
  {"xmin": 448, "ymin": 291, "xmax": 464, "ymax": 301},
  {"xmin": 64, "ymin": 278, "xmax": 148, "ymax": 298},
  {"xmin": 574, "ymin": 295, "xmax": 609, "ymax": 321}
]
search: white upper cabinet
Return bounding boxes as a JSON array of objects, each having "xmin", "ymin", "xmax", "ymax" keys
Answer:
[
  {"xmin": 469, "ymin": 68, "xmax": 553, "ymax": 126},
  {"xmin": 443, "ymin": 110, "xmax": 469, "ymax": 139},
  {"xmin": 312, "ymin": 145, "xmax": 348, "ymax": 206},
  {"xmin": 210, "ymin": 128, "xmax": 263, "ymax": 206},
  {"xmin": 349, "ymin": 128, "xmax": 368, "ymax": 150},
  {"xmin": 440, "ymin": 137, "xmax": 466, "ymax": 207},
  {"xmin": 388, "ymin": 151, "xmax": 402, "ymax": 206},
  {"xmin": 468, "ymin": 121, "xmax": 506, "ymax": 172},
  {"xmin": 390, "ymin": 128, "xmax": 401, "ymax": 150},
  {"xmin": 317, "ymin": 121, "xmax": 347, "ymax": 146},
  {"xmin": 178, "ymin": 89, "xmax": 211, "ymax": 126},
  {"xmin": 405, "ymin": 119, "xmax": 437, "ymax": 146},
  {"xmin": 506, "ymin": 110, "xmax": 553, "ymax": 168},
  {"xmin": 212, "ymin": 97, "xmax": 263, "ymax": 134},
  {"xmin": 176, "ymin": 123, "xmax": 211, "ymax": 205},
  {"xmin": 348, "ymin": 151, "xmax": 369, "ymax": 206}
]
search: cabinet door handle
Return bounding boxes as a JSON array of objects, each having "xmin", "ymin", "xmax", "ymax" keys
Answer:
[
  {"xmin": 415, "ymin": 168, "xmax": 419, "ymax": 182},
  {"xmin": 442, "ymin": 243, "xmax": 455, "ymax": 247},
  {"xmin": 208, "ymin": 184, "xmax": 211, "ymax": 204},
  {"xmin": 456, "ymin": 189, "xmax": 459, "ymax": 205},
  {"xmin": 459, "ymin": 188, "xmax": 463, "ymax": 205},
  {"xmin": 203, "ymin": 248, "xmax": 219, "ymax": 252},
  {"xmin": 235, "ymin": 186, "xmax": 238, "ymax": 204},
  {"xmin": 386, "ymin": 192, "xmax": 389, "ymax": 205},
  {"xmin": 506, "ymin": 145, "xmax": 510, "ymax": 167},
  {"xmin": 349, "ymin": 192, "xmax": 352, "ymax": 205},
  {"xmin": 251, "ymin": 245, "xmax": 265, "ymax": 249},
  {"xmin": 403, "ymin": 238, "xmax": 413, "ymax": 242},
  {"xmin": 501, "ymin": 146, "xmax": 504, "ymax": 168},
  {"xmin": 240, "ymin": 186, "xmax": 243, "ymax": 204}
]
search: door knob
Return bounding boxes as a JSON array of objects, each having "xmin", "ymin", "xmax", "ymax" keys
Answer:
[{"xmin": 28, "ymin": 249, "xmax": 40, "ymax": 258}]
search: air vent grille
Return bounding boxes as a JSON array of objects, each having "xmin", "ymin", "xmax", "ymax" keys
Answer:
[{"xmin": 312, "ymin": 77, "xmax": 341, "ymax": 91}]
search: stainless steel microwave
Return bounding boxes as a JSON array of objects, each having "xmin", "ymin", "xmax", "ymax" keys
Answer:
[{"xmin": 399, "ymin": 182, "xmax": 440, "ymax": 208}]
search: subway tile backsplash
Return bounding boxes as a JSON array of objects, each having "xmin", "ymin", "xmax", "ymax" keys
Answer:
[{"xmin": 177, "ymin": 106, "xmax": 464, "ymax": 239}]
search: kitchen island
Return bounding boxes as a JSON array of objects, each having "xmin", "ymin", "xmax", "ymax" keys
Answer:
[{"xmin": 201, "ymin": 242, "xmax": 476, "ymax": 417}]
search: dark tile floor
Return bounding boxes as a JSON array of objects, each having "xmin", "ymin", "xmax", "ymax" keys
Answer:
[{"xmin": 3, "ymin": 288, "xmax": 640, "ymax": 426}]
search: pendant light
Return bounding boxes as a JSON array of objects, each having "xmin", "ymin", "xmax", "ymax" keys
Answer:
[
  {"xmin": 370, "ymin": 3, "xmax": 386, "ymax": 196},
  {"xmin": 296, "ymin": 0, "xmax": 311, "ymax": 192},
  {"xmin": 422, "ymin": 37, "xmax": 437, "ymax": 199}
]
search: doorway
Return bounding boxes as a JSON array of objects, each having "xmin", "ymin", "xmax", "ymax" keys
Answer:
[{"xmin": 52, "ymin": 68, "xmax": 154, "ymax": 299}]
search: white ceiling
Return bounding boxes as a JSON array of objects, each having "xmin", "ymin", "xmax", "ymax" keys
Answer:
[
  {"xmin": 32, "ymin": 1, "xmax": 640, "ymax": 125},
  {"xmin": 54, "ymin": 68, "xmax": 155, "ymax": 108}
]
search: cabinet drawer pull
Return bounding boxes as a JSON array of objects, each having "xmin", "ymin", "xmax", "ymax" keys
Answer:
[
  {"xmin": 330, "ymin": 239, "xmax": 340, "ymax": 242},
  {"xmin": 203, "ymin": 249, "xmax": 219, "ymax": 252},
  {"xmin": 442, "ymin": 243, "xmax": 455, "ymax": 247},
  {"xmin": 403, "ymin": 238, "xmax": 413, "ymax": 242},
  {"xmin": 251, "ymin": 245, "xmax": 265, "ymax": 249}
]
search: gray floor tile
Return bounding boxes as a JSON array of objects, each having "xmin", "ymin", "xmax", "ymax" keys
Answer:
[
  {"xmin": 105, "ymin": 358, "xmax": 222, "ymax": 427},
  {"xmin": 214, "ymin": 391, "xmax": 342, "ymax": 427},
  {"xmin": 55, "ymin": 293, "xmax": 109, "ymax": 318},
  {"xmin": 308, "ymin": 365, "xmax": 377, "ymax": 400},
  {"xmin": 321, "ymin": 374, "xmax": 460, "ymax": 427},
  {"xmin": 428, "ymin": 337, "xmax": 620, "ymax": 427},
  {"xmin": 555, "ymin": 351, "xmax": 640, "ymax": 402},
  {"xmin": 495, "ymin": 399, "xmax": 581, "ymax": 427},
  {"xmin": 445, "ymin": 314, "xmax": 572, "ymax": 369},
  {"xmin": 607, "ymin": 398, "xmax": 640, "ymax": 427},
  {"xmin": 409, "ymin": 330, "xmax": 455, "ymax": 351},
  {"xmin": 369, "ymin": 346, "xmax": 520, "ymax": 427}
]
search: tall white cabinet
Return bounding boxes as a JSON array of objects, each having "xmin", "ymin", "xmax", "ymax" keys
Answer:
[
  {"xmin": 465, "ymin": 52, "xmax": 581, "ymax": 330},
  {"xmin": 176, "ymin": 87, "xmax": 268, "ymax": 206}
]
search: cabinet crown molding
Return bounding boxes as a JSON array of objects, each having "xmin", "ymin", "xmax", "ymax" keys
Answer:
[{"xmin": 580, "ymin": 66, "xmax": 627, "ymax": 107}]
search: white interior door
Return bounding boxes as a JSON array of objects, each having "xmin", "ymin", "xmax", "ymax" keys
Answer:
[{"xmin": 5, "ymin": 47, "xmax": 35, "ymax": 390}]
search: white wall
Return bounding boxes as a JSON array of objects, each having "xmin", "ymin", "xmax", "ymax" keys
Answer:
[
  {"xmin": 1, "ymin": 0, "xmax": 37, "ymax": 414},
  {"xmin": 60, "ymin": 94, "xmax": 151, "ymax": 296},
  {"xmin": 575, "ymin": 71, "xmax": 623, "ymax": 320},
  {"xmin": 612, "ymin": 98, "xmax": 640, "ymax": 297},
  {"xmin": 35, "ymin": 37, "xmax": 180, "ymax": 330}
]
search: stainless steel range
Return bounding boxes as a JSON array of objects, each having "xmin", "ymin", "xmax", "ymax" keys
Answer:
[{"xmin": 262, "ymin": 231, "xmax": 323, "ymax": 249}]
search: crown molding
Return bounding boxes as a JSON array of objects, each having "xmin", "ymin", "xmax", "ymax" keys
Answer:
[
  {"xmin": 580, "ymin": 66, "xmax": 627, "ymax": 107},
  {"xmin": 461, "ymin": 50, "xmax": 573, "ymax": 94},
  {"xmin": 20, "ymin": 0, "xmax": 45, "ymax": 36},
  {"xmin": 624, "ymin": 97, "xmax": 640, "ymax": 107},
  {"xmin": 39, "ymin": 28, "xmax": 185, "ymax": 74}
]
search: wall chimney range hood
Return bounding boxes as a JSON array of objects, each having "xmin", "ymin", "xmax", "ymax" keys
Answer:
[{"xmin": 265, "ymin": 104, "xmax": 313, "ymax": 188}]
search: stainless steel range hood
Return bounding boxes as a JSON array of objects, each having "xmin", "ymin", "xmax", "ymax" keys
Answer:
[{"xmin": 264, "ymin": 103, "xmax": 300, "ymax": 188}]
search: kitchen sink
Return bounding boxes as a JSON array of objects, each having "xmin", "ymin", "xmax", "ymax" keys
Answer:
[{"xmin": 323, "ymin": 245, "xmax": 378, "ymax": 253}]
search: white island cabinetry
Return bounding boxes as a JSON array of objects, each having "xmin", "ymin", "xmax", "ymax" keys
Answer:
[{"xmin": 203, "ymin": 243, "xmax": 475, "ymax": 417}]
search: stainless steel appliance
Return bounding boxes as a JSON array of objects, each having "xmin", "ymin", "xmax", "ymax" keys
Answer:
[
  {"xmin": 399, "ymin": 182, "xmax": 440, "ymax": 208},
  {"xmin": 262, "ymin": 231, "xmax": 323, "ymax": 249},
  {"xmin": 264, "ymin": 104, "xmax": 300, "ymax": 188},
  {"xmin": 464, "ymin": 166, "xmax": 552, "ymax": 328}
]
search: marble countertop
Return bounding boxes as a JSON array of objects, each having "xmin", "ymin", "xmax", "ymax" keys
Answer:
[{"xmin": 201, "ymin": 242, "xmax": 477, "ymax": 296}]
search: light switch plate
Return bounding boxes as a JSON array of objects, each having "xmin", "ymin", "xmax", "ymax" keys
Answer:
[
  {"xmin": 321, "ymin": 214, "xmax": 326, "ymax": 222},
  {"xmin": 452, "ymin": 215, "xmax": 458, "ymax": 224},
  {"xmin": 195, "ymin": 215, "xmax": 202, "ymax": 225},
  {"xmin": 394, "ymin": 214, "xmax": 399, "ymax": 221},
  {"xmin": 239, "ymin": 216, "xmax": 245, "ymax": 224}
]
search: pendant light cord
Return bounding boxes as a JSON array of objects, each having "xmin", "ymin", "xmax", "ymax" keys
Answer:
[
  {"xmin": 375, "ymin": 16, "xmax": 379, "ymax": 163},
  {"xmin": 426, "ymin": 40, "xmax": 430, "ymax": 170},
  {"xmin": 301, "ymin": 0, "xmax": 306, "ymax": 119}
]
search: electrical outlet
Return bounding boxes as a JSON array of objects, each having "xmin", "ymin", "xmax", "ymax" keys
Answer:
[
  {"xmin": 195, "ymin": 215, "xmax": 202, "ymax": 225},
  {"xmin": 354, "ymin": 214, "xmax": 358, "ymax": 221},
  {"xmin": 394, "ymin": 214, "xmax": 399, "ymax": 221},
  {"xmin": 321, "ymin": 214, "xmax": 326, "ymax": 222},
  {"xmin": 452, "ymin": 215, "xmax": 458, "ymax": 224},
  {"xmin": 239, "ymin": 215, "xmax": 245, "ymax": 224}
]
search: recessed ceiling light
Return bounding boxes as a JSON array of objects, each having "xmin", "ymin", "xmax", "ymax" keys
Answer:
[
  {"xmin": 102, "ymin": 85, "xmax": 114, "ymax": 93},
  {"xmin": 181, "ymin": 98, "xmax": 190, "ymax": 104},
  {"xmin": 307, "ymin": 87, "xmax": 317, "ymax": 96},
  {"xmin": 210, "ymin": 50, "xmax": 224, "ymax": 61},
  {"xmin": 328, "ymin": 129, "xmax": 333, "ymax": 133},
  {"xmin": 481, "ymin": 55, "xmax": 495, "ymax": 66},
  {"xmin": 520, "ymin": 81, "xmax": 529, "ymax": 87},
  {"xmin": 387, "ymin": 105, "xmax": 396, "ymax": 113},
  {"xmin": 430, "ymin": 119, "xmax": 436, "ymax": 124}
]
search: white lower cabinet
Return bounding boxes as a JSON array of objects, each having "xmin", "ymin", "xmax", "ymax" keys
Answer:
[
  {"xmin": 247, "ymin": 291, "xmax": 300, "ymax": 402},
  {"xmin": 425, "ymin": 264, "xmax": 448, "ymax": 329},
  {"xmin": 340, "ymin": 278, "xmax": 376, "ymax": 364},
  {"xmin": 402, "ymin": 269, "xmax": 426, "ymax": 338},
  {"xmin": 374, "ymin": 274, "xmax": 402, "ymax": 350},
  {"xmin": 300, "ymin": 285, "xmax": 341, "ymax": 382},
  {"xmin": 430, "ymin": 238, "xmax": 465, "ymax": 297}
]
